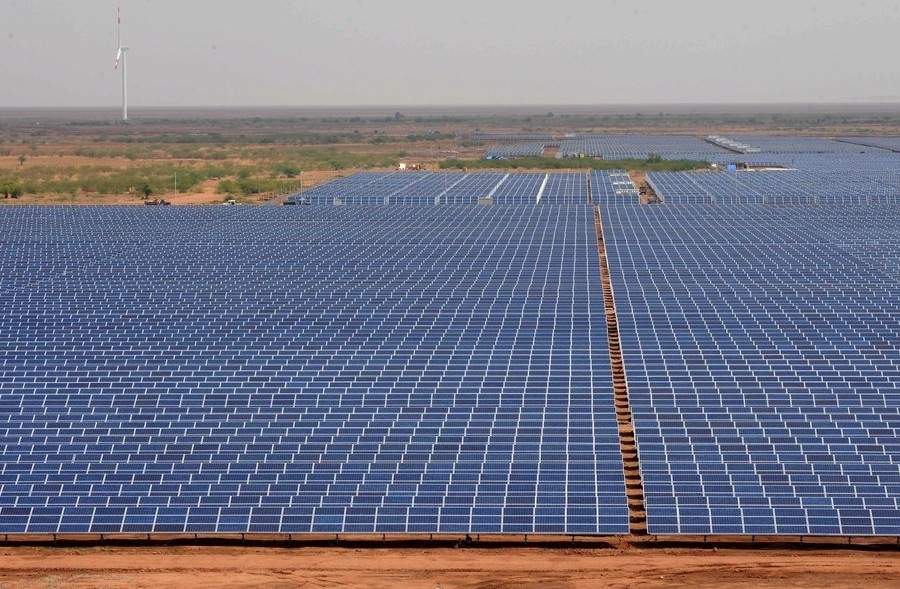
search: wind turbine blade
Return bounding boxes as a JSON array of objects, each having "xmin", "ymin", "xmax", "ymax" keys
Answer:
[{"xmin": 115, "ymin": 47, "xmax": 122, "ymax": 70}]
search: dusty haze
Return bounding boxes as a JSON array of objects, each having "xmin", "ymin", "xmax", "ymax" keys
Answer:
[{"xmin": 2, "ymin": 1, "xmax": 900, "ymax": 107}]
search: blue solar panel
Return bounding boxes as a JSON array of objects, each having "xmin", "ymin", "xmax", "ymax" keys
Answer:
[
  {"xmin": 541, "ymin": 173, "xmax": 589, "ymax": 205},
  {"xmin": 648, "ymin": 170, "xmax": 900, "ymax": 205},
  {"xmin": 472, "ymin": 134, "xmax": 554, "ymax": 142},
  {"xmin": 708, "ymin": 153, "xmax": 900, "ymax": 173},
  {"xmin": 557, "ymin": 135, "xmax": 726, "ymax": 161},
  {"xmin": 486, "ymin": 143, "xmax": 549, "ymax": 158},
  {"xmin": 705, "ymin": 136, "xmax": 761, "ymax": 154},
  {"xmin": 602, "ymin": 203, "xmax": 900, "ymax": 536},
  {"xmin": 590, "ymin": 171, "xmax": 639, "ymax": 203},
  {"xmin": 286, "ymin": 172, "xmax": 591, "ymax": 206},
  {"xmin": 728, "ymin": 136, "xmax": 890, "ymax": 155},
  {"xmin": 490, "ymin": 173, "xmax": 545, "ymax": 204},
  {"xmin": 0, "ymin": 205, "xmax": 628, "ymax": 535},
  {"xmin": 837, "ymin": 137, "xmax": 900, "ymax": 153}
]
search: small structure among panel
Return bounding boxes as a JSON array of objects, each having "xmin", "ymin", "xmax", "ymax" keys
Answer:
[{"xmin": 591, "ymin": 170, "xmax": 640, "ymax": 203}]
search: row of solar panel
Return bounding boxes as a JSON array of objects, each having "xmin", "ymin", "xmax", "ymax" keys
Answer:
[
  {"xmin": 602, "ymin": 202, "xmax": 900, "ymax": 536},
  {"xmin": 724, "ymin": 136, "xmax": 891, "ymax": 155},
  {"xmin": 591, "ymin": 170, "xmax": 640, "ymax": 202},
  {"xmin": 556, "ymin": 135, "xmax": 729, "ymax": 160},
  {"xmin": 477, "ymin": 136, "xmax": 900, "ymax": 165},
  {"xmin": 283, "ymin": 172, "xmax": 624, "ymax": 205},
  {"xmin": 647, "ymin": 170, "xmax": 900, "ymax": 204},
  {"xmin": 471, "ymin": 134, "xmax": 555, "ymax": 142},
  {"xmin": 708, "ymin": 153, "xmax": 900, "ymax": 172},
  {"xmin": 837, "ymin": 137, "xmax": 900, "ymax": 153},
  {"xmin": 0, "ymin": 205, "xmax": 628, "ymax": 535},
  {"xmin": 289, "ymin": 170, "xmax": 638, "ymax": 205},
  {"xmin": 485, "ymin": 142, "xmax": 548, "ymax": 158},
  {"xmin": 3, "ymin": 195, "xmax": 898, "ymax": 537},
  {"xmin": 0, "ymin": 504, "xmax": 629, "ymax": 535},
  {"xmin": 485, "ymin": 135, "xmax": 898, "ymax": 159}
]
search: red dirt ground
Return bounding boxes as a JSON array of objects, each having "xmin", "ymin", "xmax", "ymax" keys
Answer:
[{"xmin": 0, "ymin": 544, "xmax": 898, "ymax": 588}]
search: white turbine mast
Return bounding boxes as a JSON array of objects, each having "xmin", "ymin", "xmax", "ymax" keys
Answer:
[{"xmin": 114, "ymin": 7, "xmax": 129, "ymax": 121}]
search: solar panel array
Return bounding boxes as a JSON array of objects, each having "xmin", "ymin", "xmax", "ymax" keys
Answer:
[
  {"xmin": 602, "ymin": 203, "xmax": 900, "ymax": 535},
  {"xmin": 286, "ymin": 172, "xmax": 590, "ymax": 206},
  {"xmin": 472, "ymin": 134, "xmax": 555, "ymax": 142},
  {"xmin": 474, "ymin": 135, "xmax": 899, "ymax": 162},
  {"xmin": 591, "ymin": 170, "xmax": 640, "ymax": 203},
  {"xmin": 486, "ymin": 143, "xmax": 549, "ymax": 158},
  {"xmin": 489, "ymin": 173, "xmax": 546, "ymax": 204},
  {"xmin": 710, "ymin": 153, "xmax": 900, "ymax": 173},
  {"xmin": 838, "ymin": 137, "xmax": 900, "ymax": 153},
  {"xmin": 556, "ymin": 135, "xmax": 727, "ymax": 161},
  {"xmin": 706, "ymin": 136, "xmax": 761, "ymax": 154},
  {"xmin": 727, "ymin": 136, "xmax": 890, "ymax": 154},
  {"xmin": 542, "ymin": 173, "xmax": 589, "ymax": 205},
  {"xmin": 0, "ymin": 205, "xmax": 628, "ymax": 535},
  {"xmin": 6, "ymin": 133, "xmax": 900, "ymax": 541},
  {"xmin": 473, "ymin": 135, "xmax": 900, "ymax": 164},
  {"xmin": 647, "ymin": 170, "xmax": 900, "ymax": 205}
]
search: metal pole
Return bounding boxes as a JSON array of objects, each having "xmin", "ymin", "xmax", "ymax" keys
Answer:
[{"xmin": 122, "ymin": 52, "xmax": 128, "ymax": 121}]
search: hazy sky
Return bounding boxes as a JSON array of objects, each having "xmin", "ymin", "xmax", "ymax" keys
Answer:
[{"xmin": 3, "ymin": 0, "xmax": 900, "ymax": 107}]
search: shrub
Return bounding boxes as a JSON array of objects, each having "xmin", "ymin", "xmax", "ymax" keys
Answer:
[{"xmin": 0, "ymin": 179, "xmax": 24, "ymax": 198}]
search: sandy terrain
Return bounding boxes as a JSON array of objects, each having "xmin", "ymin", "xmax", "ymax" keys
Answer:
[
  {"xmin": 0, "ymin": 543, "xmax": 897, "ymax": 589},
  {"xmin": 0, "ymin": 169, "xmax": 345, "ymax": 206},
  {"xmin": 0, "ymin": 188, "xmax": 223, "ymax": 206},
  {"xmin": 0, "ymin": 155, "xmax": 128, "ymax": 171},
  {"xmin": 0, "ymin": 155, "xmax": 216, "ymax": 171}
]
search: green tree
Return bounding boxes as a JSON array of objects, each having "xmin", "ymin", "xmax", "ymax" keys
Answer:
[
  {"xmin": 18, "ymin": 155, "xmax": 26, "ymax": 167},
  {"xmin": 280, "ymin": 165, "xmax": 301, "ymax": 178},
  {"xmin": 0, "ymin": 180, "xmax": 23, "ymax": 198}
]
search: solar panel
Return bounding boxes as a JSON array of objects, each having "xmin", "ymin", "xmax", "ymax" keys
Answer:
[
  {"xmin": 472, "ymin": 134, "xmax": 554, "ymax": 142},
  {"xmin": 541, "ymin": 173, "xmax": 589, "ymax": 205},
  {"xmin": 648, "ymin": 170, "xmax": 900, "ymax": 205},
  {"xmin": 837, "ymin": 137, "xmax": 900, "ymax": 153},
  {"xmin": 706, "ymin": 136, "xmax": 761, "ymax": 154},
  {"xmin": 727, "ymin": 136, "xmax": 890, "ymax": 155},
  {"xmin": 707, "ymin": 153, "xmax": 900, "ymax": 173},
  {"xmin": 286, "ymin": 172, "xmax": 592, "ymax": 206},
  {"xmin": 0, "ymin": 205, "xmax": 628, "ymax": 535},
  {"xmin": 486, "ymin": 143, "xmax": 549, "ymax": 158},
  {"xmin": 590, "ymin": 171, "xmax": 640, "ymax": 203},
  {"xmin": 602, "ymin": 203, "xmax": 900, "ymax": 536},
  {"xmin": 557, "ymin": 135, "xmax": 726, "ymax": 160},
  {"xmin": 490, "ymin": 173, "xmax": 546, "ymax": 204}
]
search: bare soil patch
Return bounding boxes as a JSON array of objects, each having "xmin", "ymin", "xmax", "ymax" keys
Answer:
[
  {"xmin": 0, "ymin": 544, "xmax": 897, "ymax": 589},
  {"xmin": 0, "ymin": 155, "xmax": 134, "ymax": 171}
]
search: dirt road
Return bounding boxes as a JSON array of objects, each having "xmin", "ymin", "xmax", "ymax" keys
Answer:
[{"xmin": 0, "ymin": 544, "xmax": 897, "ymax": 588}]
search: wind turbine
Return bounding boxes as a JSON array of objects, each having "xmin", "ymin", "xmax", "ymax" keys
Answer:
[{"xmin": 114, "ymin": 7, "xmax": 129, "ymax": 121}]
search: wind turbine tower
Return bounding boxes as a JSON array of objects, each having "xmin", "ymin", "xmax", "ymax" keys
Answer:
[{"xmin": 114, "ymin": 7, "xmax": 129, "ymax": 121}]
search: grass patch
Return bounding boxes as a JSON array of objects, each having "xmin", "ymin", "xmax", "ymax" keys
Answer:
[
  {"xmin": 6, "ymin": 163, "xmax": 236, "ymax": 196},
  {"xmin": 217, "ymin": 177, "xmax": 300, "ymax": 197}
]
